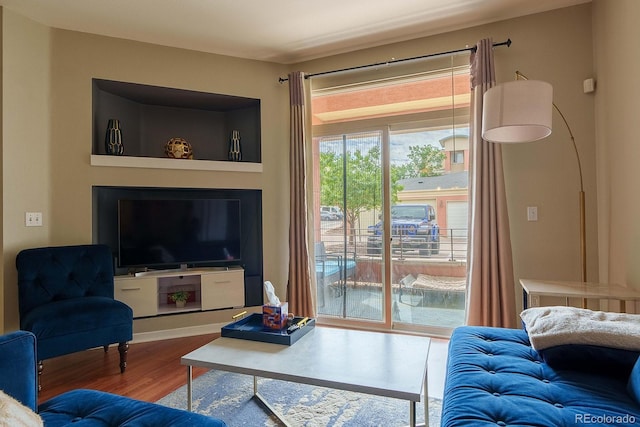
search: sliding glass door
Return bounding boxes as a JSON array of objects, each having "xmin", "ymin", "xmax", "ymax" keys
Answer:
[
  {"xmin": 311, "ymin": 57, "xmax": 469, "ymax": 334},
  {"xmin": 388, "ymin": 128, "xmax": 467, "ymax": 333}
]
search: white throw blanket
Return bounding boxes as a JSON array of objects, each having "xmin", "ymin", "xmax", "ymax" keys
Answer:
[
  {"xmin": 520, "ymin": 306, "xmax": 640, "ymax": 351},
  {"xmin": 0, "ymin": 390, "xmax": 42, "ymax": 427}
]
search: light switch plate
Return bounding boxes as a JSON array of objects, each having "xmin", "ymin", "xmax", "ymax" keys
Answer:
[{"xmin": 25, "ymin": 212, "xmax": 43, "ymax": 227}]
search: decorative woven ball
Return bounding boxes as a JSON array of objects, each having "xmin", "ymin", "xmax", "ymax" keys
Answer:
[{"xmin": 165, "ymin": 137, "xmax": 193, "ymax": 159}]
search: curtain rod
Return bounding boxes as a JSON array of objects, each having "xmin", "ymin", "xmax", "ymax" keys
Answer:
[{"xmin": 278, "ymin": 38, "xmax": 511, "ymax": 83}]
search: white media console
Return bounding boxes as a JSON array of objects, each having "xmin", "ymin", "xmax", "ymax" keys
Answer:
[{"xmin": 114, "ymin": 267, "xmax": 245, "ymax": 318}]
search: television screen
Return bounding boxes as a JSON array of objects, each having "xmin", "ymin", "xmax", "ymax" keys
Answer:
[{"xmin": 118, "ymin": 199, "xmax": 241, "ymax": 269}]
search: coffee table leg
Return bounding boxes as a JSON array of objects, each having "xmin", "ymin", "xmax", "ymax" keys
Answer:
[
  {"xmin": 187, "ymin": 365, "xmax": 193, "ymax": 411},
  {"xmin": 407, "ymin": 364, "xmax": 429, "ymax": 427},
  {"xmin": 424, "ymin": 367, "xmax": 429, "ymax": 426},
  {"xmin": 252, "ymin": 376, "xmax": 293, "ymax": 427},
  {"xmin": 410, "ymin": 401, "xmax": 416, "ymax": 426}
]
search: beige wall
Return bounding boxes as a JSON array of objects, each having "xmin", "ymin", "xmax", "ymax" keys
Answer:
[
  {"xmin": 593, "ymin": 0, "xmax": 640, "ymax": 310},
  {"xmin": 297, "ymin": 4, "xmax": 597, "ymax": 317},
  {"xmin": 2, "ymin": 9, "xmax": 52, "ymax": 331},
  {"xmin": 497, "ymin": 5, "xmax": 597, "ymax": 304},
  {"xmin": 1, "ymin": 10, "xmax": 291, "ymax": 332}
]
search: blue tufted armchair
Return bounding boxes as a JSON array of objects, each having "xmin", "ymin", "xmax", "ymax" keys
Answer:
[{"xmin": 16, "ymin": 244, "xmax": 133, "ymax": 382}]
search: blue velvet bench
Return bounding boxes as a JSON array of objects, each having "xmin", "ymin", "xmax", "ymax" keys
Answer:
[
  {"xmin": 442, "ymin": 326, "xmax": 640, "ymax": 426},
  {"xmin": 0, "ymin": 330, "xmax": 226, "ymax": 426}
]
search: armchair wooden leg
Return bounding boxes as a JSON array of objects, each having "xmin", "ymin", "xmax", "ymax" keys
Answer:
[
  {"xmin": 37, "ymin": 360, "xmax": 43, "ymax": 392},
  {"xmin": 118, "ymin": 342, "xmax": 129, "ymax": 373}
]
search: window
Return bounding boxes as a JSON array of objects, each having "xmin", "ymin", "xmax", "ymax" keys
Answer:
[{"xmin": 452, "ymin": 150, "xmax": 464, "ymax": 164}]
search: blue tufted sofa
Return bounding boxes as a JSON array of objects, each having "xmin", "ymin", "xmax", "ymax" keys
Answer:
[
  {"xmin": 1, "ymin": 330, "xmax": 226, "ymax": 426},
  {"xmin": 442, "ymin": 326, "xmax": 640, "ymax": 426}
]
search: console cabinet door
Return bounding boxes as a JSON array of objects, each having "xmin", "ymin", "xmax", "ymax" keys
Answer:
[
  {"xmin": 201, "ymin": 270, "xmax": 245, "ymax": 310},
  {"xmin": 115, "ymin": 276, "xmax": 157, "ymax": 317}
]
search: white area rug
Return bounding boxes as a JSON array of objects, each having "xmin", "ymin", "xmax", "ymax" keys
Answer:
[{"xmin": 158, "ymin": 370, "xmax": 442, "ymax": 427}]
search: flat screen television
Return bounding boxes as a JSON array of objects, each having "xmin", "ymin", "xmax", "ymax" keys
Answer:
[{"xmin": 117, "ymin": 199, "xmax": 241, "ymax": 269}]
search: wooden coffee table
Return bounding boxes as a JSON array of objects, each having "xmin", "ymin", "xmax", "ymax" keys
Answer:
[{"xmin": 182, "ymin": 326, "xmax": 431, "ymax": 426}]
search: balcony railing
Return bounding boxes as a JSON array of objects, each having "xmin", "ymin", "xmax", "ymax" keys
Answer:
[
  {"xmin": 315, "ymin": 225, "xmax": 467, "ymax": 327},
  {"xmin": 318, "ymin": 225, "xmax": 468, "ymax": 262}
]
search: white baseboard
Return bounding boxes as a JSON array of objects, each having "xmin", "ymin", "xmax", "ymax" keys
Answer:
[{"xmin": 131, "ymin": 322, "xmax": 227, "ymax": 343}]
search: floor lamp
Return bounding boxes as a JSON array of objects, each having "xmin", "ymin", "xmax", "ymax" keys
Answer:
[{"xmin": 481, "ymin": 71, "xmax": 587, "ymax": 285}]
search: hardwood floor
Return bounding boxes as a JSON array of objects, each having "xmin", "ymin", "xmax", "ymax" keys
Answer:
[
  {"xmin": 37, "ymin": 333, "xmax": 220, "ymax": 405},
  {"xmin": 37, "ymin": 331, "xmax": 449, "ymax": 406}
]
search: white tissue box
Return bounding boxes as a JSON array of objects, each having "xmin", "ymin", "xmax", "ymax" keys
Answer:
[{"xmin": 262, "ymin": 303, "xmax": 288, "ymax": 330}]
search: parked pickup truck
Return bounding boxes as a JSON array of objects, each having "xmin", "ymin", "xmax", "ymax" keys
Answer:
[{"xmin": 366, "ymin": 204, "xmax": 440, "ymax": 257}]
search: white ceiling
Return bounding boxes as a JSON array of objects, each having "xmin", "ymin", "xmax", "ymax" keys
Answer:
[{"xmin": 0, "ymin": 0, "xmax": 590, "ymax": 64}]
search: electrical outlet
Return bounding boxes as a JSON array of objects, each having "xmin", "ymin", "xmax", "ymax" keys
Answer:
[
  {"xmin": 25, "ymin": 212, "xmax": 43, "ymax": 227},
  {"xmin": 527, "ymin": 206, "xmax": 538, "ymax": 222}
]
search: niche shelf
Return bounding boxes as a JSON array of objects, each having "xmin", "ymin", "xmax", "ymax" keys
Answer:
[
  {"xmin": 90, "ymin": 154, "xmax": 262, "ymax": 172},
  {"xmin": 92, "ymin": 79, "xmax": 261, "ymax": 167}
]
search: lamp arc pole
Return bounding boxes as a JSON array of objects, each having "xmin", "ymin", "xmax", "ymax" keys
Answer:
[{"xmin": 515, "ymin": 71, "xmax": 587, "ymax": 284}]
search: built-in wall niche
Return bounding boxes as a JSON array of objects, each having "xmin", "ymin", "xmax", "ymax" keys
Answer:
[
  {"xmin": 92, "ymin": 186, "xmax": 264, "ymax": 307},
  {"xmin": 92, "ymin": 79, "xmax": 261, "ymax": 164}
]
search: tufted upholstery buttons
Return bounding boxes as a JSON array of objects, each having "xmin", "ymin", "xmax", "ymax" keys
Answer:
[
  {"xmin": 36, "ymin": 389, "xmax": 226, "ymax": 426},
  {"xmin": 441, "ymin": 326, "xmax": 640, "ymax": 427}
]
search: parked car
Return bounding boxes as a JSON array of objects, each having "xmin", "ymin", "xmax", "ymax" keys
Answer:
[
  {"xmin": 320, "ymin": 211, "xmax": 334, "ymax": 221},
  {"xmin": 320, "ymin": 206, "xmax": 343, "ymax": 220},
  {"xmin": 366, "ymin": 204, "xmax": 440, "ymax": 256}
]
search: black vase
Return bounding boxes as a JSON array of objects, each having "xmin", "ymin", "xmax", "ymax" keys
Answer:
[
  {"xmin": 105, "ymin": 119, "xmax": 124, "ymax": 155},
  {"xmin": 228, "ymin": 130, "xmax": 242, "ymax": 161}
]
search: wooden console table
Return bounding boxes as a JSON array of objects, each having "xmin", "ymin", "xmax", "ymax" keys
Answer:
[{"xmin": 520, "ymin": 279, "xmax": 640, "ymax": 313}]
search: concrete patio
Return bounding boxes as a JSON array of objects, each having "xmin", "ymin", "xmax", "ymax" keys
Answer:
[{"xmin": 317, "ymin": 282, "xmax": 465, "ymax": 329}]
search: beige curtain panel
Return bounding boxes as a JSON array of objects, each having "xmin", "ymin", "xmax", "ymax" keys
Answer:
[
  {"xmin": 286, "ymin": 71, "xmax": 316, "ymax": 318},
  {"xmin": 466, "ymin": 38, "xmax": 517, "ymax": 328}
]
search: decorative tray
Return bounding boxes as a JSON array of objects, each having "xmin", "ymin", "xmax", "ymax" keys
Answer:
[{"xmin": 221, "ymin": 313, "xmax": 315, "ymax": 346}]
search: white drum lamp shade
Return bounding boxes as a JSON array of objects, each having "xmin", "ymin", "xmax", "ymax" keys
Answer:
[{"xmin": 482, "ymin": 80, "xmax": 553, "ymax": 143}]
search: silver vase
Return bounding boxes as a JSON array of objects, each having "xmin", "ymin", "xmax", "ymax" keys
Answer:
[
  {"xmin": 105, "ymin": 119, "xmax": 124, "ymax": 155},
  {"xmin": 228, "ymin": 130, "xmax": 242, "ymax": 161}
]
